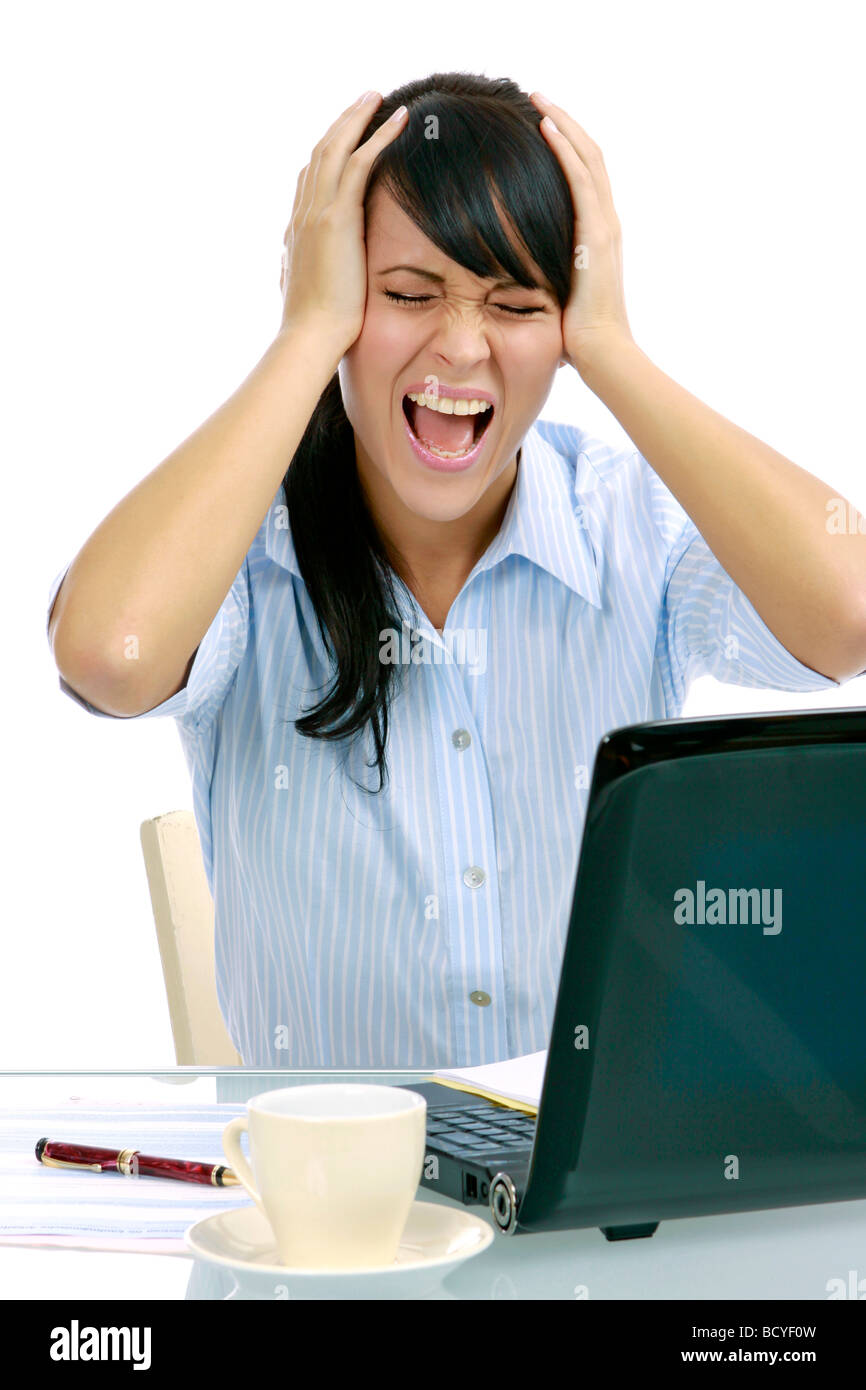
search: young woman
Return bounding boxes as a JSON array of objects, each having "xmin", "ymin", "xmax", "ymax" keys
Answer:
[{"xmin": 47, "ymin": 73, "xmax": 866, "ymax": 1070}]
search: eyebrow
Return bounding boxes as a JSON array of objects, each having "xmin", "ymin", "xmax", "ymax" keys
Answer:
[{"xmin": 376, "ymin": 264, "xmax": 551, "ymax": 294}]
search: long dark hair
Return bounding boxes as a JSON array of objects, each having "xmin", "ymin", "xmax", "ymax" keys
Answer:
[{"xmin": 284, "ymin": 72, "xmax": 574, "ymax": 792}]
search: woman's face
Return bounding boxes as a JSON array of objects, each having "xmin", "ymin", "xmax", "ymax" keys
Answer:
[{"xmin": 339, "ymin": 186, "xmax": 565, "ymax": 527}]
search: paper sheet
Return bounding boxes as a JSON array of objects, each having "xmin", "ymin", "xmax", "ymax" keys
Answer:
[
  {"xmin": 0, "ymin": 1101, "xmax": 252, "ymax": 1248},
  {"xmin": 427, "ymin": 1050, "xmax": 547, "ymax": 1113}
]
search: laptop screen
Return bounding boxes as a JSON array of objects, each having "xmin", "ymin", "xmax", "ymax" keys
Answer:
[{"xmin": 523, "ymin": 707, "xmax": 866, "ymax": 1233}]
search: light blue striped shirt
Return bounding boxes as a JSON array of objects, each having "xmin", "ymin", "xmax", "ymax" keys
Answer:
[{"xmin": 47, "ymin": 419, "xmax": 844, "ymax": 1068}]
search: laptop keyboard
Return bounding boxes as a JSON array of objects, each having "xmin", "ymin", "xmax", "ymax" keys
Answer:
[{"xmin": 425, "ymin": 1104, "xmax": 536, "ymax": 1160}]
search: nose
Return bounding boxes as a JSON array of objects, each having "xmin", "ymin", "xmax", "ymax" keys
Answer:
[{"xmin": 426, "ymin": 305, "xmax": 493, "ymax": 373}]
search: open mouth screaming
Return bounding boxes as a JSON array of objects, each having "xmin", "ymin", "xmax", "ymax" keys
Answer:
[{"xmin": 402, "ymin": 391, "xmax": 494, "ymax": 461}]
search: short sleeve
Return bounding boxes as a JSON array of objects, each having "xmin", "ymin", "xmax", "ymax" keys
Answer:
[
  {"xmin": 46, "ymin": 560, "xmax": 251, "ymax": 729},
  {"xmin": 660, "ymin": 518, "xmax": 842, "ymax": 706}
]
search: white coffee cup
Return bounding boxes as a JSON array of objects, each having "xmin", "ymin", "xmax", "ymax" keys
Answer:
[{"xmin": 222, "ymin": 1084, "xmax": 427, "ymax": 1270}]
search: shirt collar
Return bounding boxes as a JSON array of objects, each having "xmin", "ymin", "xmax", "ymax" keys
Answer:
[
  {"xmin": 265, "ymin": 419, "xmax": 602, "ymax": 610},
  {"xmin": 463, "ymin": 421, "xmax": 602, "ymax": 607}
]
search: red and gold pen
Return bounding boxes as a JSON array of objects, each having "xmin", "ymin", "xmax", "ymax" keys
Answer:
[{"xmin": 35, "ymin": 1138, "xmax": 241, "ymax": 1186}]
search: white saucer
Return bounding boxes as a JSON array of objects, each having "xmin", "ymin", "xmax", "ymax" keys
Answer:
[{"xmin": 184, "ymin": 1199, "xmax": 494, "ymax": 1295}]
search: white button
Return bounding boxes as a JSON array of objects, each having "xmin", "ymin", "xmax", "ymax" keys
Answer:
[
  {"xmin": 470, "ymin": 990, "xmax": 491, "ymax": 1006},
  {"xmin": 452, "ymin": 728, "xmax": 471, "ymax": 751},
  {"xmin": 463, "ymin": 866, "xmax": 486, "ymax": 888}
]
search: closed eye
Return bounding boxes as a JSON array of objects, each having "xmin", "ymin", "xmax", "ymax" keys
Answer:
[{"xmin": 383, "ymin": 290, "xmax": 542, "ymax": 316}]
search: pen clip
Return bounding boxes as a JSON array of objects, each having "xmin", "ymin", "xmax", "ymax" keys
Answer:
[{"xmin": 40, "ymin": 1154, "xmax": 104, "ymax": 1173}]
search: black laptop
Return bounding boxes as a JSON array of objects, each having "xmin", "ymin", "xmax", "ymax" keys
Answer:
[{"xmin": 408, "ymin": 706, "xmax": 866, "ymax": 1241}]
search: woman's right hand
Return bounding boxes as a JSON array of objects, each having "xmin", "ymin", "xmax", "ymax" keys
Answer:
[{"xmin": 278, "ymin": 93, "xmax": 408, "ymax": 357}]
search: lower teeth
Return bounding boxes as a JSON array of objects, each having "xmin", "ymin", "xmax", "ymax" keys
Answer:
[{"xmin": 422, "ymin": 441, "xmax": 473, "ymax": 459}]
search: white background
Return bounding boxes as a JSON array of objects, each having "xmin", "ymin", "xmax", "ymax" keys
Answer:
[{"xmin": 5, "ymin": 0, "xmax": 865, "ymax": 1068}]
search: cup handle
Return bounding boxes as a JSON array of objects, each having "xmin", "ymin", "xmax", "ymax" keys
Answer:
[{"xmin": 222, "ymin": 1117, "xmax": 264, "ymax": 1214}]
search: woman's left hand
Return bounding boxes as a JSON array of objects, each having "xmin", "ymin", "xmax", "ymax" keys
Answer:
[{"xmin": 530, "ymin": 93, "xmax": 634, "ymax": 374}]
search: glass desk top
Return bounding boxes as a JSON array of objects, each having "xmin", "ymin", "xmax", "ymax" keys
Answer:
[{"xmin": 1, "ymin": 1071, "xmax": 864, "ymax": 1302}]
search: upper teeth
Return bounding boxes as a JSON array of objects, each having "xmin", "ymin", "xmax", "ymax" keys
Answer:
[{"xmin": 406, "ymin": 392, "xmax": 492, "ymax": 416}]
